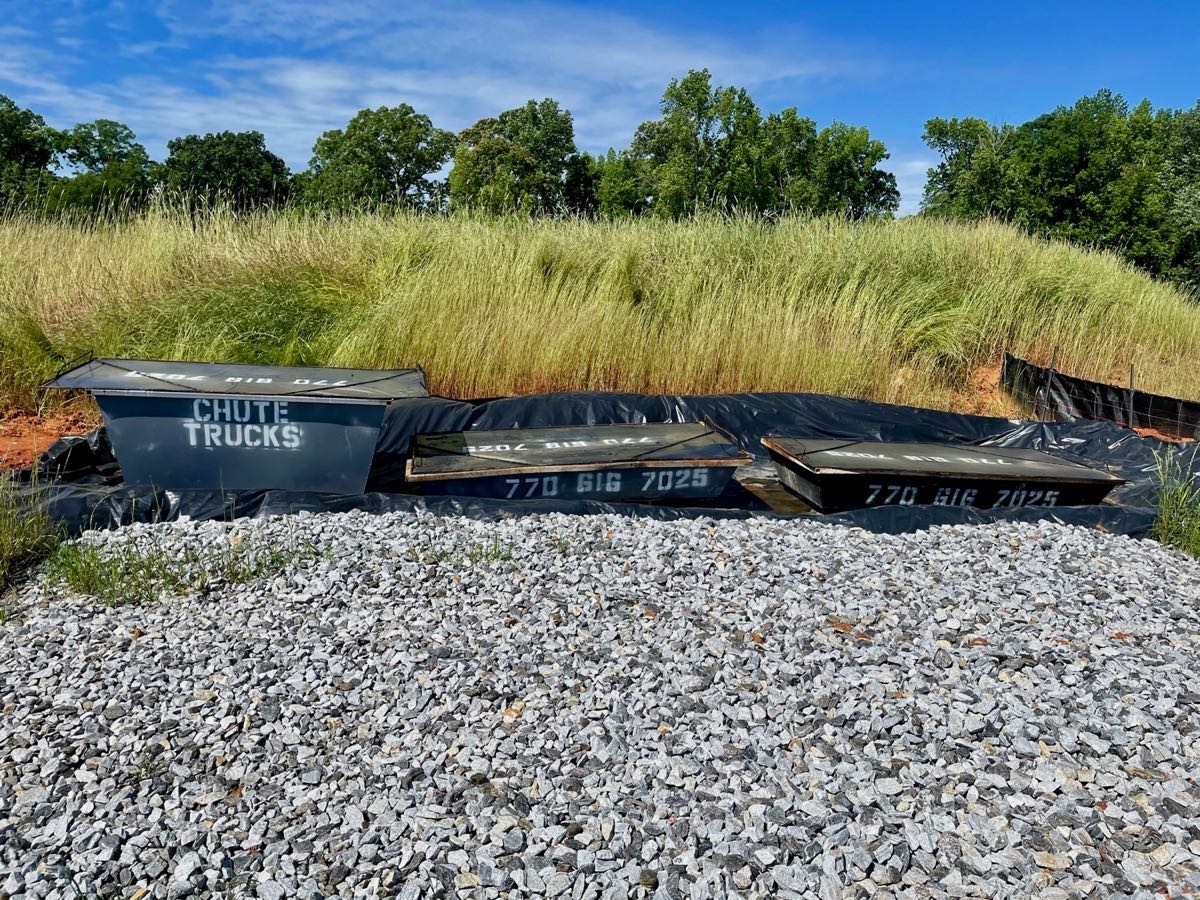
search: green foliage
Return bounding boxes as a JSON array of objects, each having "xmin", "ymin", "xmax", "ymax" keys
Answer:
[
  {"xmin": 47, "ymin": 155, "xmax": 153, "ymax": 215},
  {"xmin": 43, "ymin": 534, "xmax": 313, "ymax": 607},
  {"xmin": 922, "ymin": 91, "xmax": 1200, "ymax": 286},
  {"xmin": 157, "ymin": 131, "xmax": 290, "ymax": 210},
  {"xmin": 562, "ymin": 152, "xmax": 599, "ymax": 217},
  {"xmin": 628, "ymin": 69, "xmax": 898, "ymax": 218},
  {"xmin": 47, "ymin": 119, "xmax": 154, "ymax": 214},
  {"xmin": 305, "ymin": 105, "xmax": 454, "ymax": 210},
  {"xmin": 6, "ymin": 75, "xmax": 900, "ymax": 222},
  {"xmin": 630, "ymin": 69, "xmax": 753, "ymax": 215},
  {"xmin": 1152, "ymin": 452, "xmax": 1200, "ymax": 557},
  {"xmin": 0, "ymin": 94, "xmax": 56, "ymax": 171},
  {"xmin": 0, "ymin": 102, "xmax": 154, "ymax": 215},
  {"xmin": 0, "ymin": 162, "xmax": 61, "ymax": 213},
  {"xmin": 809, "ymin": 123, "xmax": 900, "ymax": 218},
  {"xmin": 761, "ymin": 108, "xmax": 819, "ymax": 208},
  {"xmin": 0, "ymin": 94, "xmax": 61, "ymax": 211},
  {"xmin": 466, "ymin": 538, "xmax": 515, "ymax": 565},
  {"xmin": 594, "ymin": 150, "xmax": 646, "ymax": 216},
  {"xmin": 0, "ymin": 471, "xmax": 63, "ymax": 597},
  {"xmin": 91, "ymin": 271, "xmax": 355, "ymax": 366},
  {"xmin": 449, "ymin": 99, "xmax": 587, "ymax": 214},
  {"xmin": 59, "ymin": 119, "xmax": 143, "ymax": 172}
]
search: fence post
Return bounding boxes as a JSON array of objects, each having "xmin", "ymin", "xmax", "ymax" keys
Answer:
[
  {"xmin": 1128, "ymin": 364, "xmax": 1136, "ymax": 431},
  {"xmin": 1039, "ymin": 348, "xmax": 1058, "ymax": 422}
]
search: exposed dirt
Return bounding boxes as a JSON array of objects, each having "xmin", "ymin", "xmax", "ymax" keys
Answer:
[
  {"xmin": 954, "ymin": 362, "xmax": 1024, "ymax": 419},
  {"xmin": 0, "ymin": 411, "xmax": 99, "ymax": 469},
  {"xmin": 1133, "ymin": 425, "xmax": 1194, "ymax": 444}
]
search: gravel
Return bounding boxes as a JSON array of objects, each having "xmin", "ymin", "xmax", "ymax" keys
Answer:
[{"xmin": 3, "ymin": 510, "xmax": 1200, "ymax": 898}]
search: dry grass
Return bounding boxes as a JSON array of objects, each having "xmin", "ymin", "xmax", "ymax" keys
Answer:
[{"xmin": 2, "ymin": 206, "xmax": 1199, "ymax": 415}]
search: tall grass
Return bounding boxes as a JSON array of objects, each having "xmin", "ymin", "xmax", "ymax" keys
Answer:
[{"xmin": 2, "ymin": 205, "xmax": 1199, "ymax": 415}]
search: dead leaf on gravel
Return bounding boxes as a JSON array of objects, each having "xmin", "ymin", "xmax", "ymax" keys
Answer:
[{"xmin": 503, "ymin": 701, "xmax": 525, "ymax": 720}]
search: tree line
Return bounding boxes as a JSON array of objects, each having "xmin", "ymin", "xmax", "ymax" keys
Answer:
[
  {"xmin": 0, "ymin": 69, "xmax": 899, "ymax": 221},
  {"xmin": 923, "ymin": 90, "xmax": 1200, "ymax": 287},
  {"xmin": 3, "ymin": 73, "xmax": 1199, "ymax": 286}
]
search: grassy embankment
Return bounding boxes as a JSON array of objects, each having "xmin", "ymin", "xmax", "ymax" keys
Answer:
[{"xmin": 2, "ymin": 207, "xmax": 1200, "ymax": 417}]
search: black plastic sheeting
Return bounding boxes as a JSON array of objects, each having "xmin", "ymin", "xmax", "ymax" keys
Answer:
[
  {"xmin": 16, "ymin": 389, "xmax": 1195, "ymax": 538},
  {"xmin": 1001, "ymin": 352, "xmax": 1200, "ymax": 440}
]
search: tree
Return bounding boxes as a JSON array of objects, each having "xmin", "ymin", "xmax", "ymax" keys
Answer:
[
  {"xmin": 449, "ymin": 99, "xmax": 582, "ymax": 214},
  {"xmin": 59, "ymin": 119, "xmax": 143, "ymax": 172},
  {"xmin": 808, "ymin": 123, "xmax": 899, "ymax": 218},
  {"xmin": 760, "ymin": 108, "xmax": 819, "ymax": 211},
  {"xmin": 52, "ymin": 119, "xmax": 153, "ymax": 212},
  {"xmin": 629, "ymin": 70, "xmax": 898, "ymax": 218},
  {"xmin": 629, "ymin": 69, "xmax": 729, "ymax": 216},
  {"xmin": 594, "ymin": 149, "xmax": 646, "ymax": 216},
  {"xmin": 157, "ymin": 131, "xmax": 289, "ymax": 209},
  {"xmin": 0, "ymin": 94, "xmax": 59, "ymax": 208},
  {"xmin": 921, "ymin": 117, "xmax": 1019, "ymax": 219},
  {"xmin": 305, "ymin": 105, "xmax": 453, "ymax": 209},
  {"xmin": 562, "ymin": 152, "xmax": 599, "ymax": 216},
  {"xmin": 1160, "ymin": 103, "xmax": 1200, "ymax": 285}
]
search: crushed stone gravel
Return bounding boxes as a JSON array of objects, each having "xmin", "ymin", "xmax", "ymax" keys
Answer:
[{"xmin": 3, "ymin": 510, "xmax": 1200, "ymax": 898}]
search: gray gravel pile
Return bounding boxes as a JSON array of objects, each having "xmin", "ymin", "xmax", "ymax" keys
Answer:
[{"xmin": 3, "ymin": 510, "xmax": 1200, "ymax": 899}]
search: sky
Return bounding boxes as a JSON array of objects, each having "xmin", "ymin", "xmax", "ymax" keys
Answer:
[{"xmin": 2, "ymin": 1, "xmax": 1198, "ymax": 214}]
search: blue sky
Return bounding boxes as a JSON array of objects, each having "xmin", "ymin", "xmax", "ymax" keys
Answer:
[{"xmin": 2, "ymin": 1, "xmax": 1198, "ymax": 213}]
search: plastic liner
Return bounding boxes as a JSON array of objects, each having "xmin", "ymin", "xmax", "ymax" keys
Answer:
[
  {"xmin": 1001, "ymin": 352, "xmax": 1200, "ymax": 440},
  {"xmin": 23, "ymin": 389, "xmax": 1193, "ymax": 538}
]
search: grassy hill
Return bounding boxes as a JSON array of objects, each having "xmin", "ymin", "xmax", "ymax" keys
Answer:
[{"xmin": 2, "ymin": 208, "xmax": 1198, "ymax": 416}]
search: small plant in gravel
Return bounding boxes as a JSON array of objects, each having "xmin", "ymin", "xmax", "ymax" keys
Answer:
[
  {"xmin": 43, "ymin": 533, "xmax": 315, "ymax": 606},
  {"xmin": 467, "ymin": 538, "xmax": 515, "ymax": 565},
  {"xmin": 1153, "ymin": 450, "xmax": 1200, "ymax": 557},
  {"xmin": 44, "ymin": 541, "xmax": 179, "ymax": 606}
]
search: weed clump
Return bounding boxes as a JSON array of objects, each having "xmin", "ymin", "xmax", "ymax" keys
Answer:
[
  {"xmin": 42, "ymin": 534, "xmax": 312, "ymax": 606},
  {"xmin": 1153, "ymin": 452, "xmax": 1200, "ymax": 557}
]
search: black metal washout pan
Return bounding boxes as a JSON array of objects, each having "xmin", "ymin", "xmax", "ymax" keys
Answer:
[
  {"xmin": 407, "ymin": 420, "xmax": 752, "ymax": 502},
  {"xmin": 43, "ymin": 357, "xmax": 429, "ymax": 493},
  {"xmin": 762, "ymin": 437, "xmax": 1125, "ymax": 513}
]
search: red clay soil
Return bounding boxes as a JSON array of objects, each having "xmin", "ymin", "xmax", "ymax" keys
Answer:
[
  {"xmin": 0, "ymin": 412, "xmax": 98, "ymax": 469},
  {"xmin": 953, "ymin": 362, "xmax": 1023, "ymax": 419},
  {"xmin": 1133, "ymin": 425, "xmax": 1194, "ymax": 443}
]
